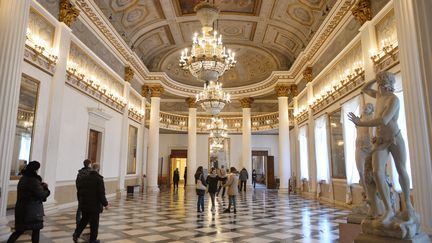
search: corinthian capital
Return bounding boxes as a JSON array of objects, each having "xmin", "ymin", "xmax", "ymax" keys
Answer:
[
  {"xmin": 59, "ymin": 0, "xmax": 80, "ymax": 27},
  {"xmin": 351, "ymin": 0, "xmax": 372, "ymax": 25},
  {"xmin": 239, "ymin": 97, "xmax": 254, "ymax": 108},
  {"xmin": 186, "ymin": 97, "xmax": 197, "ymax": 108}
]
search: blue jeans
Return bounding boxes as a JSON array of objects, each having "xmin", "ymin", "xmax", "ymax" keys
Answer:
[
  {"xmin": 197, "ymin": 195, "xmax": 204, "ymax": 212},
  {"xmin": 228, "ymin": 195, "xmax": 236, "ymax": 211}
]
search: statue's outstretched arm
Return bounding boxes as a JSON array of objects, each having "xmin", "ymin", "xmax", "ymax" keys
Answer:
[
  {"xmin": 362, "ymin": 80, "xmax": 377, "ymax": 98},
  {"xmin": 350, "ymin": 96, "xmax": 399, "ymax": 127}
]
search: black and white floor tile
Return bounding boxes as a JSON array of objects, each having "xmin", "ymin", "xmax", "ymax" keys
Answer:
[{"xmin": 2, "ymin": 188, "xmax": 349, "ymax": 242}]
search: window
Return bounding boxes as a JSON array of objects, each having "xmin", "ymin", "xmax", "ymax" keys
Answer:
[
  {"xmin": 341, "ymin": 96, "xmax": 361, "ymax": 185},
  {"xmin": 10, "ymin": 76, "xmax": 39, "ymax": 180},
  {"xmin": 127, "ymin": 125, "xmax": 138, "ymax": 174},
  {"xmin": 299, "ymin": 125, "xmax": 309, "ymax": 180},
  {"xmin": 329, "ymin": 109, "xmax": 346, "ymax": 179},
  {"xmin": 315, "ymin": 115, "xmax": 330, "ymax": 183}
]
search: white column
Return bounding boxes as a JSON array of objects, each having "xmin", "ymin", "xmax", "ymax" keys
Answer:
[
  {"xmin": 140, "ymin": 96, "xmax": 148, "ymax": 192},
  {"xmin": 117, "ymin": 82, "xmax": 131, "ymax": 193},
  {"xmin": 146, "ymin": 86, "xmax": 162, "ymax": 192},
  {"xmin": 0, "ymin": 0, "xmax": 31, "ymax": 229},
  {"xmin": 187, "ymin": 100, "xmax": 197, "ymax": 187},
  {"xmin": 306, "ymin": 83, "xmax": 317, "ymax": 193},
  {"xmin": 241, "ymin": 103, "xmax": 252, "ymax": 184},
  {"xmin": 359, "ymin": 21, "xmax": 377, "ymax": 82},
  {"xmin": 293, "ymin": 97, "xmax": 301, "ymax": 188},
  {"xmin": 394, "ymin": 0, "xmax": 432, "ymax": 233},
  {"xmin": 277, "ymin": 89, "xmax": 291, "ymax": 190}
]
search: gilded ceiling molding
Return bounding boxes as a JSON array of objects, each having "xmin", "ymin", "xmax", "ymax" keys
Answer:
[
  {"xmin": 148, "ymin": 84, "xmax": 164, "ymax": 98},
  {"xmin": 351, "ymin": 0, "xmax": 372, "ymax": 25},
  {"xmin": 185, "ymin": 97, "xmax": 197, "ymax": 109},
  {"xmin": 239, "ymin": 97, "xmax": 254, "ymax": 109},
  {"xmin": 303, "ymin": 67, "xmax": 313, "ymax": 83},
  {"xmin": 275, "ymin": 85, "xmax": 291, "ymax": 97},
  {"xmin": 59, "ymin": 0, "xmax": 80, "ymax": 27},
  {"xmin": 124, "ymin": 66, "xmax": 134, "ymax": 82}
]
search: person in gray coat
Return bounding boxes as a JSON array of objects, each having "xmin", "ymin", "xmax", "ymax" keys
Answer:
[
  {"xmin": 239, "ymin": 168, "xmax": 248, "ymax": 192},
  {"xmin": 223, "ymin": 167, "xmax": 239, "ymax": 214}
]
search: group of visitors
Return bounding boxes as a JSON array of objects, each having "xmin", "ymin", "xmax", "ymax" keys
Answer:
[
  {"xmin": 194, "ymin": 165, "xmax": 257, "ymax": 214},
  {"xmin": 7, "ymin": 159, "xmax": 108, "ymax": 243}
]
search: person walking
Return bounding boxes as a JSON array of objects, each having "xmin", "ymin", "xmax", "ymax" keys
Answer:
[
  {"xmin": 223, "ymin": 167, "xmax": 239, "ymax": 214},
  {"xmin": 75, "ymin": 159, "xmax": 92, "ymax": 227},
  {"xmin": 239, "ymin": 168, "xmax": 249, "ymax": 192},
  {"xmin": 7, "ymin": 161, "xmax": 50, "ymax": 243},
  {"xmin": 184, "ymin": 166, "xmax": 187, "ymax": 188},
  {"xmin": 252, "ymin": 169, "xmax": 257, "ymax": 189},
  {"xmin": 194, "ymin": 166, "xmax": 207, "ymax": 213},
  {"xmin": 173, "ymin": 168, "xmax": 180, "ymax": 190},
  {"xmin": 73, "ymin": 163, "xmax": 108, "ymax": 243},
  {"xmin": 206, "ymin": 167, "xmax": 219, "ymax": 211},
  {"xmin": 216, "ymin": 165, "xmax": 227, "ymax": 197}
]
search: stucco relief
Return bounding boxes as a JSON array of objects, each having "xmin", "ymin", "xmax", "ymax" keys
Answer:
[
  {"xmin": 313, "ymin": 42, "xmax": 362, "ymax": 96},
  {"xmin": 287, "ymin": 4, "xmax": 314, "ymax": 26},
  {"xmin": 36, "ymin": 0, "xmax": 59, "ymax": 19},
  {"xmin": 375, "ymin": 10, "xmax": 396, "ymax": 49},
  {"xmin": 72, "ymin": 19, "xmax": 125, "ymax": 77},
  {"xmin": 176, "ymin": 0, "xmax": 260, "ymax": 15},
  {"xmin": 28, "ymin": 8, "xmax": 55, "ymax": 48},
  {"xmin": 69, "ymin": 42, "xmax": 124, "ymax": 94}
]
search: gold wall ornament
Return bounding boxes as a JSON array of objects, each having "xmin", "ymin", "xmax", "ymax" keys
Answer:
[
  {"xmin": 186, "ymin": 97, "xmax": 197, "ymax": 108},
  {"xmin": 239, "ymin": 97, "xmax": 254, "ymax": 109},
  {"xmin": 141, "ymin": 85, "xmax": 149, "ymax": 97},
  {"xmin": 303, "ymin": 67, "xmax": 313, "ymax": 83},
  {"xmin": 148, "ymin": 84, "xmax": 164, "ymax": 97},
  {"xmin": 275, "ymin": 84, "xmax": 291, "ymax": 97},
  {"xmin": 124, "ymin": 66, "xmax": 134, "ymax": 82},
  {"xmin": 59, "ymin": 0, "xmax": 80, "ymax": 27},
  {"xmin": 351, "ymin": 0, "xmax": 372, "ymax": 25}
]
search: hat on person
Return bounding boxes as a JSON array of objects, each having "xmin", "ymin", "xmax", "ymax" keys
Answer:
[{"xmin": 26, "ymin": 161, "xmax": 40, "ymax": 171}]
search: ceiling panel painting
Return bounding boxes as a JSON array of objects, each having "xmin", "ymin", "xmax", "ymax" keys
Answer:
[{"xmin": 176, "ymin": 0, "xmax": 261, "ymax": 16}]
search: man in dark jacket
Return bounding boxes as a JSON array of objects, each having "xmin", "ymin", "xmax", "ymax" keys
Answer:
[
  {"xmin": 75, "ymin": 159, "xmax": 92, "ymax": 226},
  {"xmin": 7, "ymin": 161, "xmax": 50, "ymax": 243},
  {"xmin": 73, "ymin": 163, "xmax": 108, "ymax": 243},
  {"xmin": 173, "ymin": 168, "xmax": 180, "ymax": 190}
]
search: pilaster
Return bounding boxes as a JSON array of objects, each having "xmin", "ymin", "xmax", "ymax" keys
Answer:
[
  {"xmin": 118, "ymin": 82, "xmax": 131, "ymax": 194},
  {"xmin": 306, "ymin": 83, "xmax": 317, "ymax": 194}
]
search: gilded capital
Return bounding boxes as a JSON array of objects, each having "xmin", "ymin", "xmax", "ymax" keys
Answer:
[
  {"xmin": 148, "ymin": 85, "xmax": 164, "ymax": 97},
  {"xmin": 124, "ymin": 66, "xmax": 134, "ymax": 82},
  {"xmin": 352, "ymin": 0, "xmax": 372, "ymax": 25},
  {"xmin": 186, "ymin": 97, "xmax": 197, "ymax": 108},
  {"xmin": 239, "ymin": 97, "xmax": 254, "ymax": 108},
  {"xmin": 275, "ymin": 85, "xmax": 290, "ymax": 97},
  {"xmin": 290, "ymin": 85, "xmax": 298, "ymax": 97},
  {"xmin": 59, "ymin": 0, "xmax": 80, "ymax": 27},
  {"xmin": 303, "ymin": 67, "xmax": 313, "ymax": 83},
  {"xmin": 141, "ymin": 85, "xmax": 149, "ymax": 97}
]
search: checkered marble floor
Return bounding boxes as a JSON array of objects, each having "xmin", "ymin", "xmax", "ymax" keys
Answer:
[{"xmin": 3, "ymin": 188, "xmax": 349, "ymax": 243}]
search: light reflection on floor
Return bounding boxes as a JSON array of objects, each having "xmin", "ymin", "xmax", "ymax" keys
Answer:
[{"xmin": 5, "ymin": 187, "xmax": 350, "ymax": 242}]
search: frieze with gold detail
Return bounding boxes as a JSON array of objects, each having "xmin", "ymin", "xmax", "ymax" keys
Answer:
[{"xmin": 59, "ymin": 0, "xmax": 80, "ymax": 27}]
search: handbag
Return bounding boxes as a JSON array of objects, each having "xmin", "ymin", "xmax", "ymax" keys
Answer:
[{"xmin": 196, "ymin": 178, "xmax": 206, "ymax": 190}]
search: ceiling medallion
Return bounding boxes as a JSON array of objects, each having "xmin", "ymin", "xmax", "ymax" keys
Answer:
[
  {"xmin": 196, "ymin": 81, "xmax": 231, "ymax": 116},
  {"xmin": 179, "ymin": 2, "xmax": 236, "ymax": 82}
]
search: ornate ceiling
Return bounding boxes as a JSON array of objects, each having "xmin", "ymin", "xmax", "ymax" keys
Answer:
[{"xmin": 94, "ymin": 0, "xmax": 337, "ymax": 88}]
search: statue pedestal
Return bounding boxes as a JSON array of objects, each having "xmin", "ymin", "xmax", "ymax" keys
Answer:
[
  {"xmin": 354, "ymin": 232, "xmax": 431, "ymax": 243},
  {"xmin": 339, "ymin": 223, "xmax": 362, "ymax": 243},
  {"xmin": 361, "ymin": 215, "xmax": 421, "ymax": 239},
  {"xmin": 348, "ymin": 203, "xmax": 369, "ymax": 224}
]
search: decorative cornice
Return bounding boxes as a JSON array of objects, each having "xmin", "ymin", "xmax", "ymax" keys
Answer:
[
  {"xmin": 124, "ymin": 66, "xmax": 134, "ymax": 82},
  {"xmin": 239, "ymin": 97, "xmax": 254, "ymax": 109},
  {"xmin": 59, "ymin": 0, "xmax": 80, "ymax": 27},
  {"xmin": 303, "ymin": 67, "xmax": 313, "ymax": 83},
  {"xmin": 185, "ymin": 97, "xmax": 197, "ymax": 108},
  {"xmin": 351, "ymin": 0, "xmax": 372, "ymax": 25},
  {"xmin": 275, "ymin": 85, "xmax": 291, "ymax": 97},
  {"xmin": 147, "ymin": 84, "xmax": 164, "ymax": 98}
]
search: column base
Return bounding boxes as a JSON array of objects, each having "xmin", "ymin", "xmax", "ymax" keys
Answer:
[
  {"xmin": 43, "ymin": 200, "xmax": 58, "ymax": 215},
  {"xmin": 146, "ymin": 186, "xmax": 160, "ymax": 193},
  {"xmin": 0, "ymin": 216, "xmax": 11, "ymax": 242}
]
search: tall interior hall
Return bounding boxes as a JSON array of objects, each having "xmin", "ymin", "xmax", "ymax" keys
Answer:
[{"xmin": 0, "ymin": 0, "xmax": 431, "ymax": 242}]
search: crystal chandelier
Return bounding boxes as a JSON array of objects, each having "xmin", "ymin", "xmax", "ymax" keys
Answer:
[
  {"xmin": 210, "ymin": 140, "xmax": 223, "ymax": 152},
  {"xmin": 179, "ymin": 2, "xmax": 236, "ymax": 81},
  {"xmin": 196, "ymin": 81, "xmax": 230, "ymax": 116},
  {"xmin": 207, "ymin": 117, "xmax": 228, "ymax": 144}
]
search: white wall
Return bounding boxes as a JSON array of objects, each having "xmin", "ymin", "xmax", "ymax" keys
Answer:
[
  {"xmin": 159, "ymin": 133, "xmax": 279, "ymax": 176},
  {"xmin": 56, "ymin": 86, "xmax": 123, "ymax": 181}
]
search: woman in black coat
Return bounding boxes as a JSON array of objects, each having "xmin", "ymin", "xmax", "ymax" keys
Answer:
[
  {"xmin": 8, "ymin": 161, "xmax": 50, "ymax": 243},
  {"xmin": 206, "ymin": 167, "xmax": 219, "ymax": 211}
]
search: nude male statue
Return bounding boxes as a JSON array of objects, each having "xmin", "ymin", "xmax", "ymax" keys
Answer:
[
  {"xmin": 355, "ymin": 102, "xmax": 374, "ymax": 191},
  {"xmin": 348, "ymin": 71, "xmax": 414, "ymax": 225}
]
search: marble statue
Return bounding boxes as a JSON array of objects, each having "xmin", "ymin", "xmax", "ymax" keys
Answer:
[
  {"xmin": 355, "ymin": 103, "xmax": 374, "ymax": 192},
  {"xmin": 348, "ymin": 71, "xmax": 422, "ymax": 240}
]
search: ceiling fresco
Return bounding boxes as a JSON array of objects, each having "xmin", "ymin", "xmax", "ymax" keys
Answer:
[{"xmin": 94, "ymin": 0, "xmax": 337, "ymax": 88}]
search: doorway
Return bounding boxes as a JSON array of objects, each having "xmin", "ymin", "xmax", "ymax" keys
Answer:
[
  {"xmin": 88, "ymin": 129, "xmax": 102, "ymax": 164},
  {"xmin": 252, "ymin": 151, "xmax": 268, "ymax": 188},
  {"xmin": 169, "ymin": 149, "xmax": 187, "ymax": 188}
]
